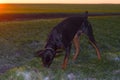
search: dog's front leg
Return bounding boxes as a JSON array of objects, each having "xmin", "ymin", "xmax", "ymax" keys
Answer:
[{"xmin": 62, "ymin": 44, "xmax": 71, "ymax": 69}]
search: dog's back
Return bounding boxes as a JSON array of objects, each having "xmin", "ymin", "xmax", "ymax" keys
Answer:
[{"xmin": 53, "ymin": 16, "xmax": 86, "ymax": 47}]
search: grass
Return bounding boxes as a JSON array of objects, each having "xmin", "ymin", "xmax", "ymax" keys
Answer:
[
  {"xmin": 0, "ymin": 19, "xmax": 61, "ymax": 74},
  {"xmin": 0, "ymin": 4, "xmax": 120, "ymax": 14},
  {"xmin": 0, "ymin": 16, "xmax": 120, "ymax": 80}
]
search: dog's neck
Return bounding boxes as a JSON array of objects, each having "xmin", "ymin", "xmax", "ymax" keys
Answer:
[
  {"xmin": 45, "ymin": 47, "xmax": 55, "ymax": 52},
  {"xmin": 45, "ymin": 42, "xmax": 56, "ymax": 53},
  {"xmin": 45, "ymin": 39, "xmax": 57, "ymax": 49}
]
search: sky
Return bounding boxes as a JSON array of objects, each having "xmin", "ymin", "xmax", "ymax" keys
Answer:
[{"xmin": 0, "ymin": 0, "xmax": 120, "ymax": 4}]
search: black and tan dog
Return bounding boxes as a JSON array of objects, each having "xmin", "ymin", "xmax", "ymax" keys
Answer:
[{"xmin": 36, "ymin": 11, "xmax": 101, "ymax": 69}]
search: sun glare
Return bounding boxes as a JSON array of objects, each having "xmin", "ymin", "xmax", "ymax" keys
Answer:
[{"xmin": 0, "ymin": 4, "xmax": 8, "ymax": 14}]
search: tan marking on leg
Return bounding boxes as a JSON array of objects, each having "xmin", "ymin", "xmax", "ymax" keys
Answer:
[
  {"xmin": 73, "ymin": 34, "xmax": 80, "ymax": 61},
  {"xmin": 62, "ymin": 58, "xmax": 68, "ymax": 69},
  {"xmin": 89, "ymin": 40, "xmax": 101, "ymax": 60}
]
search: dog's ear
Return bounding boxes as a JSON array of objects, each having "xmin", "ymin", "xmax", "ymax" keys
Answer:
[{"xmin": 35, "ymin": 50, "xmax": 44, "ymax": 57}]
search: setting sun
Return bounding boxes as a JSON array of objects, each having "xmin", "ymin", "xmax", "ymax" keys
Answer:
[{"xmin": 0, "ymin": 4, "xmax": 6, "ymax": 13}]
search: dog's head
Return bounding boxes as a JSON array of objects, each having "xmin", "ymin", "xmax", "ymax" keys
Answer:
[{"xmin": 36, "ymin": 48, "xmax": 55, "ymax": 68}]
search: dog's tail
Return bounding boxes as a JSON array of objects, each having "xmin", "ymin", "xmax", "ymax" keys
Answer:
[{"xmin": 84, "ymin": 11, "xmax": 88, "ymax": 19}]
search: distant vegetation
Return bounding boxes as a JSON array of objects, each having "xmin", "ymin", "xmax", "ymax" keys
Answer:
[{"xmin": 0, "ymin": 4, "xmax": 120, "ymax": 14}]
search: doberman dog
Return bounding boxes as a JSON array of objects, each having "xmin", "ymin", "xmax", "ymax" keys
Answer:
[{"xmin": 36, "ymin": 11, "xmax": 101, "ymax": 69}]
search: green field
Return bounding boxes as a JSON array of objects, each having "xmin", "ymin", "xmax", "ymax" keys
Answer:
[
  {"xmin": 0, "ymin": 16, "xmax": 120, "ymax": 80},
  {"xmin": 0, "ymin": 4, "xmax": 120, "ymax": 14},
  {"xmin": 0, "ymin": 4, "xmax": 120, "ymax": 80}
]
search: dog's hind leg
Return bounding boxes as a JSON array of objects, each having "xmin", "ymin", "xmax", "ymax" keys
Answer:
[
  {"xmin": 73, "ymin": 33, "xmax": 80, "ymax": 61},
  {"xmin": 89, "ymin": 38, "xmax": 101, "ymax": 60},
  {"xmin": 85, "ymin": 26, "xmax": 101, "ymax": 60}
]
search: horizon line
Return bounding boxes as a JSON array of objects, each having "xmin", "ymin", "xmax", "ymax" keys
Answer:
[{"xmin": 0, "ymin": 2, "xmax": 120, "ymax": 4}]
